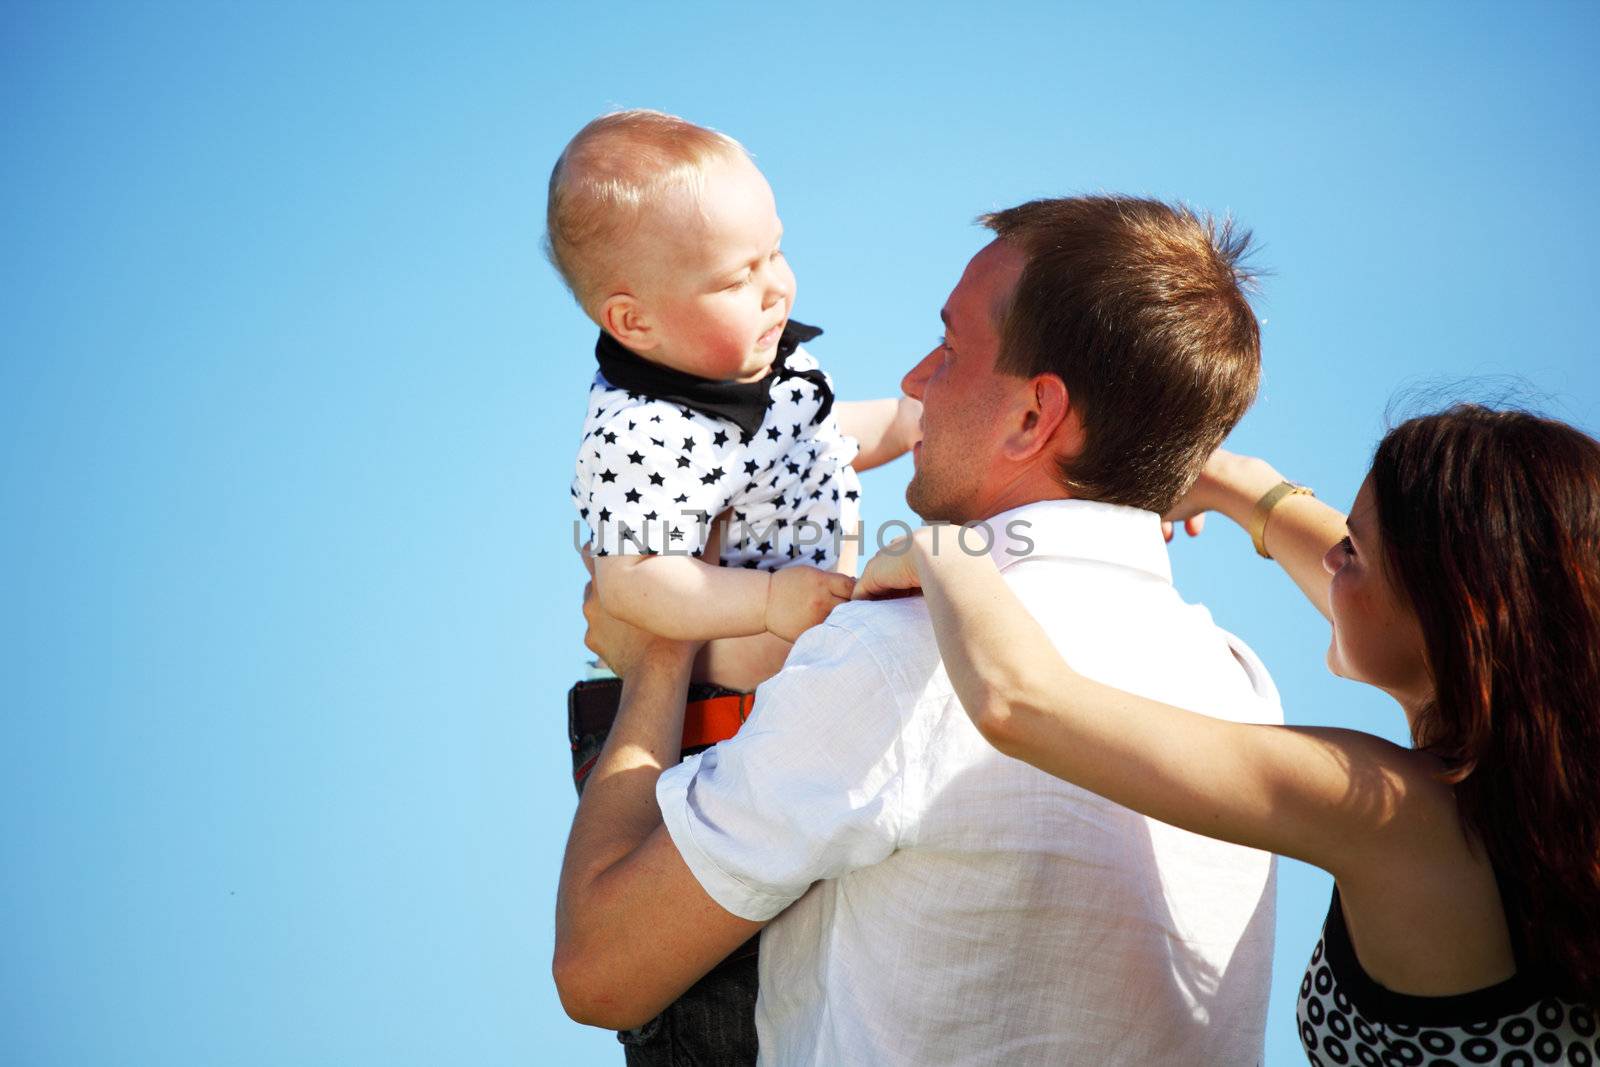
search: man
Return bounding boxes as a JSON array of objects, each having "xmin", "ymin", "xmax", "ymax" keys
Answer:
[{"xmin": 556, "ymin": 196, "xmax": 1281, "ymax": 1065}]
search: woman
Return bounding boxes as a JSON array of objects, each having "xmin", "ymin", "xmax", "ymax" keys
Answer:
[{"xmin": 856, "ymin": 405, "xmax": 1599, "ymax": 1064}]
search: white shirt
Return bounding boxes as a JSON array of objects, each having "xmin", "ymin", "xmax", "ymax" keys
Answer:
[
  {"xmin": 657, "ymin": 499, "xmax": 1281, "ymax": 1066},
  {"xmin": 571, "ymin": 345, "xmax": 861, "ymax": 570}
]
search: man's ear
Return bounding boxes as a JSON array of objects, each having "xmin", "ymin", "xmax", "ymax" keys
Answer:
[
  {"xmin": 1005, "ymin": 374, "xmax": 1083, "ymax": 463},
  {"xmin": 599, "ymin": 293, "xmax": 656, "ymax": 352}
]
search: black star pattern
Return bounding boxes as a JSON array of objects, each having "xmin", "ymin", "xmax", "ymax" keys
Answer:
[
  {"xmin": 579, "ymin": 368, "xmax": 851, "ymax": 572},
  {"xmin": 845, "ymin": 489, "xmax": 859, "ymax": 501}
]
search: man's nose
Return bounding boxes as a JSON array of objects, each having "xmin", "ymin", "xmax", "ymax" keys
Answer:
[{"xmin": 901, "ymin": 349, "xmax": 936, "ymax": 399}]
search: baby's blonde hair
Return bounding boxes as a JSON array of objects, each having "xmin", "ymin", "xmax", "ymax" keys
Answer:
[{"xmin": 546, "ymin": 109, "xmax": 750, "ymax": 316}]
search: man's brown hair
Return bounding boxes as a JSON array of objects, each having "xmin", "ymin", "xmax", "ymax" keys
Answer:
[{"xmin": 982, "ymin": 196, "xmax": 1260, "ymax": 513}]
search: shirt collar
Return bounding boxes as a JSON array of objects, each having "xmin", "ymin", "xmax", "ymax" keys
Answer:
[
  {"xmin": 975, "ymin": 498, "xmax": 1172, "ymax": 584},
  {"xmin": 593, "ymin": 320, "xmax": 827, "ymax": 439}
]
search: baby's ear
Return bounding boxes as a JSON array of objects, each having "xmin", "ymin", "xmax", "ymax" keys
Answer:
[{"xmin": 600, "ymin": 293, "xmax": 655, "ymax": 352}]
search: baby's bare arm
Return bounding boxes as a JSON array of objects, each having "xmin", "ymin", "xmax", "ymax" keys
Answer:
[
  {"xmin": 594, "ymin": 555, "xmax": 854, "ymax": 643},
  {"xmin": 836, "ymin": 396, "xmax": 921, "ymax": 472},
  {"xmin": 594, "ymin": 554, "xmax": 768, "ymax": 641}
]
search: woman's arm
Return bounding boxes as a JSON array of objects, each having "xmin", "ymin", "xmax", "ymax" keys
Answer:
[
  {"xmin": 860, "ymin": 529, "xmax": 1447, "ymax": 875},
  {"xmin": 1169, "ymin": 450, "xmax": 1349, "ymax": 620}
]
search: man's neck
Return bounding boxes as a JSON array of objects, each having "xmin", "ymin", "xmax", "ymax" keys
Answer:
[{"xmin": 969, "ymin": 469, "xmax": 1073, "ymax": 525}]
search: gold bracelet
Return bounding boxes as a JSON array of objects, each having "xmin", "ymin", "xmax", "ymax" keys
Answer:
[{"xmin": 1250, "ymin": 481, "xmax": 1315, "ymax": 559}]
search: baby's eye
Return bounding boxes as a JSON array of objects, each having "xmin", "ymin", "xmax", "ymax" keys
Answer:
[{"xmin": 724, "ymin": 276, "xmax": 750, "ymax": 291}]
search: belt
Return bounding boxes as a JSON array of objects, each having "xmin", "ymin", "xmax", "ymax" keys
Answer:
[{"xmin": 568, "ymin": 678, "xmax": 754, "ymax": 790}]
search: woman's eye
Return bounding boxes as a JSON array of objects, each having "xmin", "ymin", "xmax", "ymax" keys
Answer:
[
  {"xmin": 1337, "ymin": 535, "xmax": 1355, "ymax": 557},
  {"xmin": 770, "ymin": 249, "xmax": 784, "ymax": 261}
]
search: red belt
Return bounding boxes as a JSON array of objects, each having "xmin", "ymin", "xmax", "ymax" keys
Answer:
[
  {"xmin": 571, "ymin": 683, "xmax": 754, "ymax": 788},
  {"xmin": 679, "ymin": 692, "xmax": 757, "ymax": 750}
]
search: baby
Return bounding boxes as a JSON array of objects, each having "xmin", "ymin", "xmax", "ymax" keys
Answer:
[{"xmin": 548, "ymin": 109, "xmax": 918, "ymax": 692}]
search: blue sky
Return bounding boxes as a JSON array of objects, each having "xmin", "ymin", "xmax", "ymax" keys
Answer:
[{"xmin": 3, "ymin": 2, "xmax": 1596, "ymax": 1064}]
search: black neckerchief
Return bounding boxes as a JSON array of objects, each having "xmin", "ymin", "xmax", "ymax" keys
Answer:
[{"xmin": 594, "ymin": 319, "xmax": 832, "ymax": 440}]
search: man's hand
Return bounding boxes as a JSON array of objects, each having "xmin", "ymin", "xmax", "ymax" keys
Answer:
[
  {"xmin": 581, "ymin": 553, "xmax": 698, "ymax": 678},
  {"xmin": 763, "ymin": 565, "xmax": 855, "ymax": 641}
]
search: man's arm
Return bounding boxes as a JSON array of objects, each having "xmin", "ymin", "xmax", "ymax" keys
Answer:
[{"xmin": 553, "ymin": 595, "xmax": 765, "ymax": 1031}]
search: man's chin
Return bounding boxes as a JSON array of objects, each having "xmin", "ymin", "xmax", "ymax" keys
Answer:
[{"xmin": 905, "ymin": 478, "xmax": 959, "ymax": 525}]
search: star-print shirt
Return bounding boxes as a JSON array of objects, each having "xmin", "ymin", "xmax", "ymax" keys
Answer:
[{"xmin": 571, "ymin": 342, "xmax": 861, "ymax": 572}]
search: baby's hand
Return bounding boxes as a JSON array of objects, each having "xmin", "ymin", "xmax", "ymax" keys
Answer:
[{"xmin": 764, "ymin": 565, "xmax": 856, "ymax": 642}]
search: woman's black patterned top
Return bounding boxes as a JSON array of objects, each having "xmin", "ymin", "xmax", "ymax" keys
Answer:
[{"xmin": 1297, "ymin": 889, "xmax": 1597, "ymax": 1066}]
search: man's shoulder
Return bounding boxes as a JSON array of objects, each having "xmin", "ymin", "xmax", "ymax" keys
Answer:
[
  {"xmin": 778, "ymin": 596, "xmax": 942, "ymax": 696},
  {"xmin": 821, "ymin": 595, "xmax": 932, "ymax": 646}
]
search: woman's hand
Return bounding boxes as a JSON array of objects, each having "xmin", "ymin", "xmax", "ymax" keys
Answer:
[
  {"xmin": 1162, "ymin": 448, "xmax": 1281, "ymax": 542},
  {"xmin": 852, "ymin": 528, "xmax": 931, "ymax": 601}
]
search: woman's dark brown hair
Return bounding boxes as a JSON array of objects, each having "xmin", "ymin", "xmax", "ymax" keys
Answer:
[{"xmin": 1371, "ymin": 404, "xmax": 1600, "ymax": 1001}]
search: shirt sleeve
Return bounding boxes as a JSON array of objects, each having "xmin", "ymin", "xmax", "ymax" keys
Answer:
[
  {"xmin": 576, "ymin": 403, "xmax": 731, "ymax": 557},
  {"xmin": 656, "ymin": 616, "xmax": 912, "ymax": 921}
]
